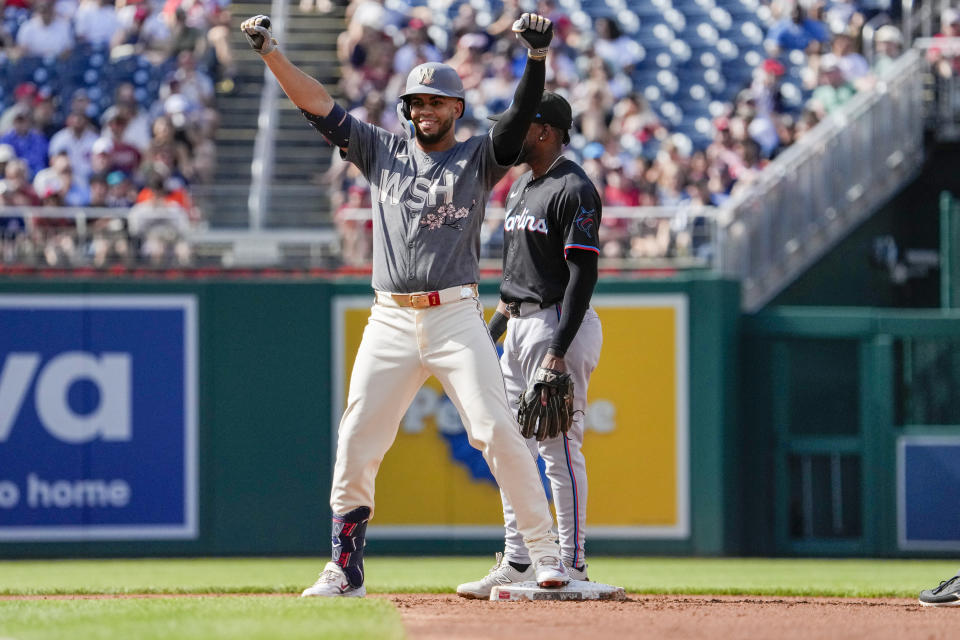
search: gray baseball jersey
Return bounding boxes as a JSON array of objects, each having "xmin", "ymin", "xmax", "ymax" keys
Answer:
[{"xmin": 345, "ymin": 120, "xmax": 510, "ymax": 293}]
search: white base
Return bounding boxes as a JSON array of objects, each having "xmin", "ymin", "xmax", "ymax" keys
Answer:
[{"xmin": 489, "ymin": 580, "xmax": 626, "ymax": 602}]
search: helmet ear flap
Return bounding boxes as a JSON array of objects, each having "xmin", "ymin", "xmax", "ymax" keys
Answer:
[{"xmin": 396, "ymin": 100, "xmax": 414, "ymax": 138}]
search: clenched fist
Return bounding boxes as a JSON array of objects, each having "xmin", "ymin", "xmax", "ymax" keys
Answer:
[
  {"xmin": 512, "ymin": 13, "xmax": 553, "ymax": 60},
  {"xmin": 241, "ymin": 15, "xmax": 277, "ymax": 55}
]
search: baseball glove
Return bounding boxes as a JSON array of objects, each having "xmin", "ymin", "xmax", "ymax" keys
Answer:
[{"xmin": 517, "ymin": 367, "xmax": 574, "ymax": 441}]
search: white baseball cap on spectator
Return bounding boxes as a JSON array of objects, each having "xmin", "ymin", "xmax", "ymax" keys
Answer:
[
  {"xmin": 819, "ymin": 53, "xmax": 841, "ymax": 72},
  {"xmin": 875, "ymin": 25, "xmax": 903, "ymax": 45},
  {"xmin": 0, "ymin": 144, "xmax": 15, "ymax": 164},
  {"xmin": 942, "ymin": 8, "xmax": 960, "ymax": 27},
  {"xmin": 92, "ymin": 138, "xmax": 114, "ymax": 155}
]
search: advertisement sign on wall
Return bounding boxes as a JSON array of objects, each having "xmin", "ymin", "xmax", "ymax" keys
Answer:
[
  {"xmin": 332, "ymin": 294, "xmax": 689, "ymax": 539},
  {"xmin": 898, "ymin": 436, "xmax": 960, "ymax": 550},
  {"xmin": 0, "ymin": 295, "xmax": 198, "ymax": 541}
]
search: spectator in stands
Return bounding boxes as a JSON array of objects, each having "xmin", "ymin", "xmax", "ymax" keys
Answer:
[
  {"xmin": 204, "ymin": 8, "xmax": 238, "ymax": 94},
  {"xmin": 446, "ymin": 32, "xmax": 488, "ymax": 92},
  {"xmin": 126, "ymin": 171, "xmax": 191, "ymax": 266},
  {"xmin": 0, "ymin": 108, "xmax": 48, "ymax": 179},
  {"xmin": 113, "ymin": 83, "xmax": 151, "ymax": 151},
  {"xmin": 608, "ymin": 93, "xmax": 667, "ymax": 150},
  {"xmin": 68, "ymin": 88, "xmax": 98, "ymax": 121},
  {"xmin": 135, "ymin": 165, "xmax": 198, "ymax": 221},
  {"xmin": 749, "ymin": 59, "xmax": 788, "ymax": 118},
  {"xmin": 1, "ymin": 158, "xmax": 39, "ymax": 205},
  {"xmin": 168, "ymin": 51, "xmax": 214, "ymax": 112},
  {"xmin": 486, "ymin": 0, "xmax": 521, "ymax": 39},
  {"xmin": 75, "ymin": 0, "xmax": 122, "ymax": 48},
  {"xmin": 831, "ymin": 32, "xmax": 869, "ymax": 83},
  {"xmin": 603, "ymin": 157, "xmax": 641, "ymax": 206},
  {"xmin": 764, "ymin": 4, "xmax": 830, "ymax": 56},
  {"xmin": 450, "ymin": 2, "xmax": 480, "ymax": 43},
  {"xmin": 729, "ymin": 138, "xmax": 767, "ymax": 195},
  {"xmin": 0, "ymin": 83, "xmax": 39, "ymax": 134},
  {"xmin": 111, "ymin": 2, "xmax": 171, "ymax": 63},
  {"xmin": 164, "ymin": 7, "xmax": 203, "ymax": 59},
  {"xmin": 734, "ymin": 90, "xmax": 779, "ymax": 158},
  {"xmin": 49, "ymin": 112, "xmax": 98, "ymax": 187},
  {"xmin": 809, "ymin": 53, "xmax": 857, "ymax": 117},
  {"xmin": 33, "ymin": 90, "xmax": 58, "ymax": 139},
  {"xmin": 393, "ymin": 17, "xmax": 442, "ymax": 77},
  {"xmin": 823, "ymin": 0, "xmax": 865, "ymax": 37},
  {"xmin": 89, "ymin": 214, "xmax": 132, "ymax": 267},
  {"xmin": 97, "ymin": 106, "xmax": 142, "ymax": 177},
  {"xmin": 348, "ymin": 90, "xmax": 397, "ymax": 135},
  {"xmin": 87, "ymin": 171, "xmax": 109, "ymax": 206},
  {"xmin": 33, "ymin": 151, "xmax": 85, "ymax": 206},
  {"xmin": 105, "ymin": 169, "xmax": 135, "ymax": 207},
  {"xmin": 13, "ymin": 0, "xmax": 73, "ymax": 59},
  {"xmin": 927, "ymin": 8, "xmax": 960, "ymax": 78},
  {"xmin": 143, "ymin": 114, "xmax": 192, "ymax": 185},
  {"xmin": 480, "ymin": 56, "xmax": 520, "ymax": 115},
  {"xmin": 871, "ymin": 24, "xmax": 903, "ymax": 77},
  {"xmin": 593, "ymin": 16, "xmax": 642, "ymax": 72},
  {"xmin": 334, "ymin": 183, "xmax": 372, "ymax": 266}
]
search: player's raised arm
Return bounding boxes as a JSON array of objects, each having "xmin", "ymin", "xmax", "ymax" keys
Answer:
[
  {"xmin": 241, "ymin": 15, "xmax": 335, "ymax": 118},
  {"xmin": 490, "ymin": 13, "xmax": 553, "ymax": 166}
]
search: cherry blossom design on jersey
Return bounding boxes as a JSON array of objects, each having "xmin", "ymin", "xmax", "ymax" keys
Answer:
[{"xmin": 420, "ymin": 200, "xmax": 475, "ymax": 231}]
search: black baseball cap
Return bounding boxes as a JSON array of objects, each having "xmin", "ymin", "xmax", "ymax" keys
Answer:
[{"xmin": 489, "ymin": 91, "xmax": 572, "ymax": 143}]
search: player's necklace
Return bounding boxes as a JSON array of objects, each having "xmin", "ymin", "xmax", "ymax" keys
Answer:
[
  {"xmin": 535, "ymin": 154, "xmax": 564, "ymax": 180},
  {"xmin": 544, "ymin": 154, "xmax": 564, "ymax": 175}
]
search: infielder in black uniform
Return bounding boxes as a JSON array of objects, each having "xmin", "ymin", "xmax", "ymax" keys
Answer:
[
  {"xmin": 458, "ymin": 92, "xmax": 604, "ymax": 598},
  {"xmin": 241, "ymin": 13, "xmax": 572, "ymax": 598}
]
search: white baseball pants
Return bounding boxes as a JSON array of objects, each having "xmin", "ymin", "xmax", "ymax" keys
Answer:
[
  {"xmin": 500, "ymin": 305, "xmax": 602, "ymax": 568},
  {"xmin": 329, "ymin": 294, "xmax": 562, "ymax": 562}
]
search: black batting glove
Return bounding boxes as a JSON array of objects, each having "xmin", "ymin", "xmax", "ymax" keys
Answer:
[
  {"xmin": 241, "ymin": 15, "xmax": 278, "ymax": 55},
  {"xmin": 512, "ymin": 12, "xmax": 553, "ymax": 60}
]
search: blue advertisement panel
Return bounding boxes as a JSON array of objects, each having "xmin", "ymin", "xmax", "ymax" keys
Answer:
[
  {"xmin": 898, "ymin": 436, "xmax": 960, "ymax": 551},
  {"xmin": 0, "ymin": 295, "xmax": 197, "ymax": 541}
]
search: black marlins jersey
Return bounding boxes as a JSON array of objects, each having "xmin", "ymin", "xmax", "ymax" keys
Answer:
[{"xmin": 500, "ymin": 158, "xmax": 602, "ymax": 305}]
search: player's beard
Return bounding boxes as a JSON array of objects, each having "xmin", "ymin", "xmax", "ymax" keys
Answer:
[{"xmin": 415, "ymin": 115, "xmax": 454, "ymax": 145}]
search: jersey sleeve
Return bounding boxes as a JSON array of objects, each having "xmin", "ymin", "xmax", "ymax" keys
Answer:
[
  {"xmin": 480, "ymin": 130, "xmax": 513, "ymax": 191},
  {"xmin": 341, "ymin": 119, "xmax": 391, "ymax": 180},
  {"xmin": 559, "ymin": 179, "xmax": 602, "ymax": 258}
]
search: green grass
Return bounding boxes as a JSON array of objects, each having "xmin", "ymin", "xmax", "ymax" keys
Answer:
[
  {"xmin": 1, "ymin": 557, "xmax": 958, "ymax": 639},
  {"xmin": 0, "ymin": 556, "xmax": 956, "ymax": 598},
  {"xmin": 0, "ymin": 597, "xmax": 402, "ymax": 640}
]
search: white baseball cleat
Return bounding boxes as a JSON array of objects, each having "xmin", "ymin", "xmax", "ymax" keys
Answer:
[
  {"xmin": 565, "ymin": 562, "xmax": 589, "ymax": 581},
  {"xmin": 534, "ymin": 555, "xmax": 570, "ymax": 588},
  {"xmin": 456, "ymin": 552, "xmax": 534, "ymax": 599},
  {"xmin": 301, "ymin": 562, "xmax": 366, "ymax": 597}
]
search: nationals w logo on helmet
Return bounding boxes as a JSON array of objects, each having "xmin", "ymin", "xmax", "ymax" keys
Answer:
[{"xmin": 419, "ymin": 66, "xmax": 436, "ymax": 85}]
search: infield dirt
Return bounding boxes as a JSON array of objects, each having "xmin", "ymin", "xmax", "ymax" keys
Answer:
[
  {"xmin": 389, "ymin": 593, "xmax": 956, "ymax": 639},
  {"xmin": 3, "ymin": 592, "xmax": 955, "ymax": 638}
]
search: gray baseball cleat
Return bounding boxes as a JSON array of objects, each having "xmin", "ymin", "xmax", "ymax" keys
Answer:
[
  {"xmin": 534, "ymin": 555, "xmax": 570, "ymax": 588},
  {"xmin": 301, "ymin": 562, "xmax": 366, "ymax": 597},
  {"xmin": 919, "ymin": 573, "xmax": 960, "ymax": 607},
  {"xmin": 565, "ymin": 562, "xmax": 589, "ymax": 581},
  {"xmin": 456, "ymin": 552, "xmax": 534, "ymax": 599}
]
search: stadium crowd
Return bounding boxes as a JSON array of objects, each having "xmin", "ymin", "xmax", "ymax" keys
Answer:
[
  {"xmin": 0, "ymin": 0, "xmax": 232, "ymax": 267},
  {"xmin": 0, "ymin": 0, "xmax": 945, "ymax": 269},
  {"xmin": 322, "ymin": 0, "xmax": 916, "ymax": 265}
]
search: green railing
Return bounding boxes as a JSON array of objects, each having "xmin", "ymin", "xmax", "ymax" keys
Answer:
[{"xmin": 744, "ymin": 308, "xmax": 960, "ymax": 556}]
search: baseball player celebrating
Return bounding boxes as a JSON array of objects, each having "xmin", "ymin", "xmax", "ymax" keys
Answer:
[
  {"xmin": 241, "ymin": 13, "xmax": 571, "ymax": 597},
  {"xmin": 457, "ymin": 92, "xmax": 603, "ymax": 598}
]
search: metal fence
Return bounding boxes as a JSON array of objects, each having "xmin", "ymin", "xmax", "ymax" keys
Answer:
[{"xmin": 716, "ymin": 50, "xmax": 926, "ymax": 311}]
